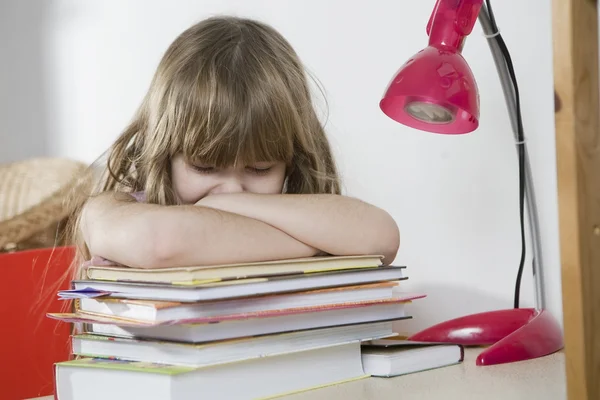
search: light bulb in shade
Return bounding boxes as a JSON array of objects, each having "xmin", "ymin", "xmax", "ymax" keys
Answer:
[{"xmin": 380, "ymin": 0, "xmax": 483, "ymax": 134}]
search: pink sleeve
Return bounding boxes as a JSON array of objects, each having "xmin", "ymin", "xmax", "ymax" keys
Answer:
[
  {"xmin": 130, "ymin": 191, "xmax": 146, "ymax": 202},
  {"xmin": 81, "ymin": 255, "xmax": 124, "ymax": 268}
]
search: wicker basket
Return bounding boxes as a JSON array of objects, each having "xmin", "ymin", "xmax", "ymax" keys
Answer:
[{"xmin": 0, "ymin": 157, "xmax": 92, "ymax": 252}]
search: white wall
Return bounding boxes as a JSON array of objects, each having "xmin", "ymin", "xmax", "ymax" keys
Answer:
[
  {"xmin": 0, "ymin": 1, "xmax": 51, "ymax": 162},
  {"xmin": 2, "ymin": 0, "xmax": 561, "ymax": 332}
]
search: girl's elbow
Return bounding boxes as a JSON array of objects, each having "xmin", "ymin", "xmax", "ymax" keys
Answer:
[
  {"xmin": 89, "ymin": 230, "xmax": 169, "ymax": 269},
  {"xmin": 374, "ymin": 211, "xmax": 400, "ymax": 265},
  {"xmin": 114, "ymin": 219, "xmax": 178, "ymax": 269},
  {"xmin": 379, "ymin": 230, "xmax": 399, "ymax": 265},
  {"xmin": 382, "ymin": 238, "xmax": 400, "ymax": 265},
  {"xmin": 139, "ymin": 228, "xmax": 181, "ymax": 269}
]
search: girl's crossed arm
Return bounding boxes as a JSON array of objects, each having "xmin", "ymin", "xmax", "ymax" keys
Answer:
[
  {"xmin": 81, "ymin": 192, "xmax": 321, "ymax": 269},
  {"xmin": 197, "ymin": 193, "xmax": 400, "ymax": 265}
]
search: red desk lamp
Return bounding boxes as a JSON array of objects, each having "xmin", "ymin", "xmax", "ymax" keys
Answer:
[{"xmin": 380, "ymin": 0, "xmax": 563, "ymax": 365}]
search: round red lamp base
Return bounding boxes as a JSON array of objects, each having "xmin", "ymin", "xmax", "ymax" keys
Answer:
[{"xmin": 407, "ymin": 308, "xmax": 564, "ymax": 366}]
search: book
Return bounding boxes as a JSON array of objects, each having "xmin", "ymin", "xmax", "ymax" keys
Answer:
[
  {"xmin": 71, "ymin": 319, "xmax": 398, "ymax": 367},
  {"xmin": 85, "ymin": 254, "xmax": 384, "ymax": 284},
  {"xmin": 49, "ymin": 295, "xmax": 420, "ymax": 342},
  {"xmin": 54, "ymin": 342, "xmax": 367, "ymax": 400},
  {"xmin": 75, "ymin": 282, "xmax": 399, "ymax": 323},
  {"xmin": 59, "ymin": 265, "xmax": 406, "ymax": 302},
  {"xmin": 361, "ymin": 336, "xmax": 464, "ymax": 377}
]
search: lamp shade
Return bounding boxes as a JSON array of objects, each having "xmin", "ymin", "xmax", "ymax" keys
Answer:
[{"xmin": 380, "ymin": 0, "xmax": 482, "ymax": 134}]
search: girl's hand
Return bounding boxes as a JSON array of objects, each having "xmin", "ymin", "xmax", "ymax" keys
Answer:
[{"xmin": 195, "ymin": 194, "xmax": 246, "ymax": 214}]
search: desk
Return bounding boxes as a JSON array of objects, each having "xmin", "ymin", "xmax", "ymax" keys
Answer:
[
  {"xmin": 29, "ymin": 348, "xmax": 566, "ymax": 400},
  {"xmin": 283, "ymin": 347, "xmax": 566, "ymax": 400}
]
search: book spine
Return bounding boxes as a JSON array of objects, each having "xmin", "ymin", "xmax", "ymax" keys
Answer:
[{"xmin": 53, "ymin": 364, "xmax": 58, "ymax": 400}]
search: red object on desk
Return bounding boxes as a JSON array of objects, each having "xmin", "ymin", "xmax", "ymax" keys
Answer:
[
  {"xmin": 408, "ymin": 308, "xmax": 564, "ymax": 365},
  {"xmin": 0, "ymin": 246, "xmax": 74, "ymax": 400}
]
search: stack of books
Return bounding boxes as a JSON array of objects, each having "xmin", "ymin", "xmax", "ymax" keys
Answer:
[{"xmin": 48, "ymin": 254, "xmax": 423, "ymax": 400}]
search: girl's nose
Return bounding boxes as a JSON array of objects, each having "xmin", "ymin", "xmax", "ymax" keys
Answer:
[{"xmin": 210, "ymin": 179, "xmax": 245, "ymax": 195}]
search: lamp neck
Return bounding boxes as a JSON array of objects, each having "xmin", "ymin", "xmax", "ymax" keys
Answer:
[{"xmin": 426, "ymin": 0, "xmax": 483, "ymax": 52}]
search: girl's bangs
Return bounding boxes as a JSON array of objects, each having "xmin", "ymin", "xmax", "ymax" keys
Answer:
[{"xmin": 176, "ymin": 87, "xmax": 297, "ymax": 168}]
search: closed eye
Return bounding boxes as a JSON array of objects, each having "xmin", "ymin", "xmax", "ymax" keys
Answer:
[
  {"xmin": 191, "ymin": 165, "xmax": 217, "ymax": 174},
  {"xmin": 246, "ymin": 166, "xmax": 272, "ymax": 176}
]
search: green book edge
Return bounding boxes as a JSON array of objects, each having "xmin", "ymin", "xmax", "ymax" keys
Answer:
[{"xmin": 56, "ymin": 358, "xmax": 196, "ymax": 375}]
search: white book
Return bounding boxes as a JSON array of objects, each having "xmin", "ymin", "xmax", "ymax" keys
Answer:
[
  {"xmin": 361, "ymin": 341, "xmax": 464, "ymax": 377},
  {"xmin": 55, "ymin": 342, "xmax": 366, "ymax": 400},
  {"xmin": 84, "ymin": 299, "xmax": 410, "ymax": 342},
  {"xmin": 77, "ymin": 281, "xmax": 398, "ymax": 323},
  {"xmin": 72, "ymin": 320, "xmax": 398, "ymax": 367},
  {"xmin": 62, "ymin": 265, "xmax": 405, "ymax": 302}
]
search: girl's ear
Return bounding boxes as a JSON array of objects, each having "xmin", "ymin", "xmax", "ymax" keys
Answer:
[
  {"xmin": 282, "ymin": 164, "xmax": 293, "ymax": 194},
  {"xmin": 281, "ymin": 175, "xmax": 289, "ymax": 194}
]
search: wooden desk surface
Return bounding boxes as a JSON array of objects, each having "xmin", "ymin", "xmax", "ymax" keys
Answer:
[{"xmin": 30, "ymin": 348, "xmax": 566, "ymax": 400}]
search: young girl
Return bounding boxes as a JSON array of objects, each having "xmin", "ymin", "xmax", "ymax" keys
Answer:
[{"xmin": 75, "ymin": 15, "xmax": 400, "ymax": 270}]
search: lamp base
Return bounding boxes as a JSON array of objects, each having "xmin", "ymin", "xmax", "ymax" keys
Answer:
[{"xmin": 407, "ymin": 308, "xmax": 563, "ymax": 366}]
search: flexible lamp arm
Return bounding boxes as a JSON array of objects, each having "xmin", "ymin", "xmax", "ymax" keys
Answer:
[{"xmin": 478, "ymin": 5, "xmax": 545, "ymax": 310}]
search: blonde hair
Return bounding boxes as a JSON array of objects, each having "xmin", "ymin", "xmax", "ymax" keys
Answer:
[{"xmin": 66, "ymin": 15, "xmax": 341, "ymax": 269}]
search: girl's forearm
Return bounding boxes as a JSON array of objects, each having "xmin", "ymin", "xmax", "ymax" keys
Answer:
[
  {"xmin": 150, "ymin": 206, "xmax": 321, "ymax": 268},
  {"xmin": 196, "ymin": 193, "xmax": 400, "ymax": 264},
  {"xmin": 82, "ymin": 193, "xmax": 320, "ymax": 269}
]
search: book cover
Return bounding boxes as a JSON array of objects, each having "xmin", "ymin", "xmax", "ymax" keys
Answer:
[
  {"xmin": 48, "ymin": 293, "xmax": 425, "ymax": 327},
  {"xmin": 77, "ymin": 281, "xmax": 400, "ymax": 311},
  {"xmin": 57, "ymin": 265, "xmax": 408, "ymax": 303},
  {"xmin": 86, "ymin": 254, "xmax": 385, "ymax": 284},
  {"xmin": 57, "ymin": 357, "xmax": 196, "ymax": 375}
]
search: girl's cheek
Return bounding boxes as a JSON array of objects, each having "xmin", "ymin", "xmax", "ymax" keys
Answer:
[
  {"xmin": 245, "ymin": 175, "xmax": 285, "ymax": 194},
  {"xmin": 174, "ymin": 177, "xmax": 213, "ymax": 204}
]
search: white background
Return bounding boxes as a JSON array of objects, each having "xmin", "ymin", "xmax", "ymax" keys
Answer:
[{"xmin": 0, "ymin": 0, "xmax": 561, "ymax": 332}]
